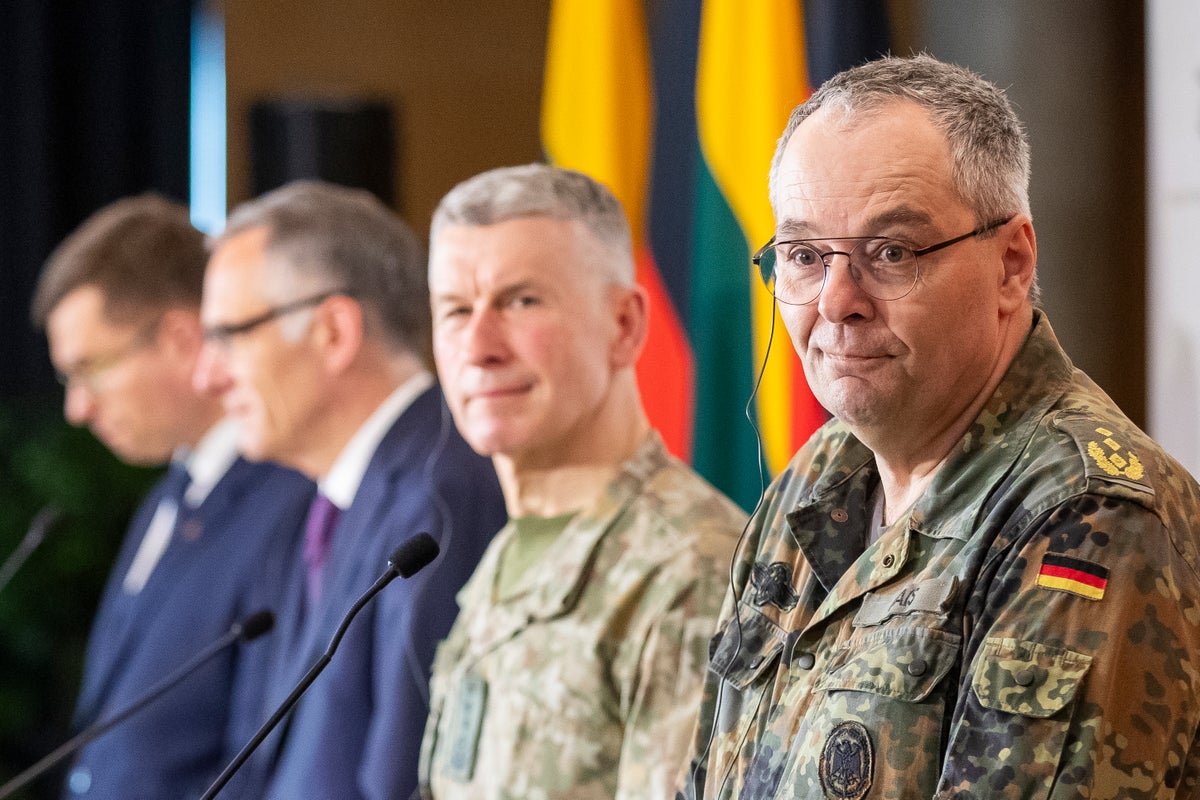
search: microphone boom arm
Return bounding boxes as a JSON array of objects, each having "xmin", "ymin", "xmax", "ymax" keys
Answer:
[
  {"xmin": 198, "ymin": 531, "xmax": 438, "ymax": 800},
  {"xmin": 0, "ymin": 611, "xmax": 273, "ymax": 800},
  {"xmin": 0, "ymin": 506, "xmax": 62, "ymax": 596}
]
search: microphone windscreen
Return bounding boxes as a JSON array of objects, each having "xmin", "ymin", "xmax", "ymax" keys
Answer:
[
  {"xmin": 239, "ymin": 610, "xmax": 275, "ymax": 642},
  {"xmin": 389, "ymin": 532, "xmax": 439, "ymax": 578}
]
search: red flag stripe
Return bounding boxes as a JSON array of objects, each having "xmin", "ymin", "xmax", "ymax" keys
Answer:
[{"xmin": 1038, "ymin": 564, "xmax": 1108, "ymax": 589}]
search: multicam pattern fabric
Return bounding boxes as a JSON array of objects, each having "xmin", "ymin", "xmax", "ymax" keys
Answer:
[
  {"xmin": 420, "ymin": 432, "xmax": 746, "ymax": 800},
  {"xmin": 680, "ymin": 312, "xmax": 1200, "ymax": 799}
]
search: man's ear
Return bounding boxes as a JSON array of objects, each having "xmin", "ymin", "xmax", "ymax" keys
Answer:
[
  {"xmin": 312, "ymin": 295, "xmax": 365, "ymax": 374},
  {"xmin": 998, "ymin": 215, "xmax": 1037, "ymax": 314},
  {"xmin": 610, "ymin": 285, "xmax": 649, "ymax": 370}
]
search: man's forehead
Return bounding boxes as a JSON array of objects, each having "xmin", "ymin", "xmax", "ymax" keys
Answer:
[
  {"xmin": 783, "ymin": 99, "xmax": 948, "ymax": 168},
  {"xmin": 775, "ymin": 206, "xmax": 939, "ymax": 240},
  {"xmin": 432, "ymin": 220, "xmax": 574, "ymax": 277},
  {"xmin": 430, "ymin": 258, "xmax": 549, "ymax": 301},
  {"xmin": 47, "ymin": 292, "xmax": 141, "ymax": 363},
  {"xmin": 775, "ymin": 102, "xmax": 957, "ymax": 235},
  {"xmin": 205, "ymin": 232, "xmax": 289, "ymax": 299},
  {"xmin": 49, "ymin": 285, "xmax": 123, "ymax": 337},
  {"xmin": 435, "ymin": 216, "xmax": 581, "ymax": 249}
]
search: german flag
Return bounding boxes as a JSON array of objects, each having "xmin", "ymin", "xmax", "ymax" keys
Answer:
[{"xmin": 1036, "ymin": 553, "xmax": 1109, "ymax": 601}]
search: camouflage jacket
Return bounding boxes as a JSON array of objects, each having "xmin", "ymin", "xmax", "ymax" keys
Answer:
[
  {"xmin": 680, "ymin": 313, "xmax": 1200, "ymax": 799},
  {"xmin": 420, "ymin": 432, "xmax": 746, "ymax": 800}
]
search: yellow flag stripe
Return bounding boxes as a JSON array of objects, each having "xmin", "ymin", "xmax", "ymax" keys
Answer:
[
  {"xmin": 1036, "ymin": 574, "xmax": 1106, "ymax": 600},
  {"xmin": 541, "ymin": 0, "xmax": 652, "ymax": 245},
  {"xmin": 696, "ymin": 0, "xmax": 810, "ymax": 472}
]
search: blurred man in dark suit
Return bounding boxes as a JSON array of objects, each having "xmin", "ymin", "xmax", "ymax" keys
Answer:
[
  {"xmin": 31, "ymin": 194, "xmax": 314, "ymax": 799},
  {"xmin": 194, "ymin": 180, "xmax": 505, "ymax": 800}
]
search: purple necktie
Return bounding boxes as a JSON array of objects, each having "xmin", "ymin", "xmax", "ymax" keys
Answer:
[{"xmin": 302, "ymin": 493, "xmax": 341, "ymax": 609}]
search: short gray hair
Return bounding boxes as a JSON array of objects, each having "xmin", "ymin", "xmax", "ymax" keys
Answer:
[
  {"xmin": 769, "ymin": 54, "xmax": 1031, "ymax": 224},
  {"xmin": 215, "ymin": 180, "xmax": 428, "ymax": 357},
  {"xmin": 430, "ymin": 164, "xmax": 634, "ymax": 284}
]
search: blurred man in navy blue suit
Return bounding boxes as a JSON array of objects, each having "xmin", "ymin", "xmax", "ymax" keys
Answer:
[
  {"xmin": 31, "ymin": 194, "xmax": 315, "ymax": 799},
  {"xmin": 194, "ymin": 180, "xmax": 505, "ymax": 800}
]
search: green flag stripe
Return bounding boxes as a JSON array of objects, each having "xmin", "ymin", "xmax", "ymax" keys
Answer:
[{"xmin": 689, "ymin": 154, "xmax": 766, "ymax": 512}]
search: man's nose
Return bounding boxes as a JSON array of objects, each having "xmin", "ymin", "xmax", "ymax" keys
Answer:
[
  {"xmin": 816, "ymin": 252, "xmax": 875, "ymax": 321},
  {"xmin": 193, "ymin": 340, "xmax": 233, "ymax": 397},
  {"xmin": 63, "ymin": 381, "xmax": 97, "ymax": 426}
]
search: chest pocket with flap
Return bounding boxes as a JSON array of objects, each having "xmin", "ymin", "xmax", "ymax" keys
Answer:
[{"xmin": 708, "ymin": 604, "xmax": 788, "ymax": 691}]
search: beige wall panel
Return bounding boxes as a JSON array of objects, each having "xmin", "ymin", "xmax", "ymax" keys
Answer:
[{"xmin": 225, "ymin": 2, "xmax": 551, "ymax": 234}]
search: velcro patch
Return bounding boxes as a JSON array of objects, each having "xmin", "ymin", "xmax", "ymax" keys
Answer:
[
  {"xmin": 854, "ymin": 577, "xmax": 957, "ymax": 627},
  {"xmin": 1036, "ymin": 553, "xmax": 1108, "ymax": 600}
]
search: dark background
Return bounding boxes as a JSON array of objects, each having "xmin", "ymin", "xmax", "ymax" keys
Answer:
[{"xmin": 0, "ymin": 2, "xmax": 187, "ymax": 794}]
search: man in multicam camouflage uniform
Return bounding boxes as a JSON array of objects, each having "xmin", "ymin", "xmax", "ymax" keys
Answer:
[
  {"xmin": 679, "ymin": 54, "xmax": 1200, "ymax": 799},
  {"xmin": 419, "ymin": 164, "xmax": 747, "ymax": 800}
]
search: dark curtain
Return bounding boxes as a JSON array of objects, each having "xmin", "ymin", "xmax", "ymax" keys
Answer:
[
  {"xmin": 0, "ymin": 0, "xmax": 192, "ymax": 399},
  {"xmin": 0, "ymin": 3, "xmax": 190, "ymax": 796}
]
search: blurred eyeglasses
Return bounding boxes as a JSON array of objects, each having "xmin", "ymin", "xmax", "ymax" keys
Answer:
[
  {"xmin": 752, "ymin": 217, "xmax": 1013, "ymax": 305},
  {"xmin": 202, "ymin": 289, "xmax": 349, "ymax": 350},
  {"xmin": 55, "ymin": 323, "xmax": 159, "ymax": 392}
]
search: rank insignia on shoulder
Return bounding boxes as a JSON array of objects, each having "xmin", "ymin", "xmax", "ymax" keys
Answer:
[
  {"xmin": 819, "ymin": 720, "xmax": 873, "ymax": 800},
  {"xmin": 1036, "ymin": 553, "xmax": 1108, "ymax": 600},
  {"xmin": 750, "ymin": 561, "xmax": 800, "ymax": 611},
  {"xmin": 1054, "ymin": 416, "xmax": 1155, "ymax": 497},
  {"xmin": 1087, "ymin": 427, "xmax": 1144, "ymax": 481}
]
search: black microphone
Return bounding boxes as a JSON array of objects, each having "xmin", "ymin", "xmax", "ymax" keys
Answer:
[
  {"xmin": 198, "ymin": 532, "xmax": 440, "ymax": 800},
  {"xmin": 0, "ymin": 505, "xmax": 63, "ymax": 595},
  {"xmin": 0, "ymin": 610, "xmax": 275, "ymax": 800}
]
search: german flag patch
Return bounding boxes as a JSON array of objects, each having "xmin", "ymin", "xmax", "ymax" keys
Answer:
[{"xmin": 1036, "ymin": 553, "xmax": 1109, "ymax": 600}]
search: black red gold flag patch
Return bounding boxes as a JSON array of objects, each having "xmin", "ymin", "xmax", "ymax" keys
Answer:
[{"xmin": 1036, "ymin": 553, "xmax": 1109, "ymax": 600}]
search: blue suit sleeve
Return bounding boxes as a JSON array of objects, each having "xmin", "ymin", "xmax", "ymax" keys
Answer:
[{"xmin": 358, "ymin": 467, "xmax": 505, "ymax": 800}]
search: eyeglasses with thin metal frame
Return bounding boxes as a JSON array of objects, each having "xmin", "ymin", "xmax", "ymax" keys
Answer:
[
  {"xmin": 55, "ymin": 322, "xmax": 160, "ymax": 391},
  {"xmin": 202, "ymin": 289, "xmax": 349, "ymax": 349},
  {"xmin": 752, "ymin": 216, "xmax": 1014, "ymax": 305}
]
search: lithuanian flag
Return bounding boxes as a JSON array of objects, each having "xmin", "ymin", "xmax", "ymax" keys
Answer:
[{"xmin": 542, "ymin": 0, "xmax": 889, "ymax": 510}]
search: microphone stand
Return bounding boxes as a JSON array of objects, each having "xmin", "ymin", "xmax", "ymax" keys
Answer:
[
  {"xmin": 0, "ymin": 611, "xmax": 274, "ymax": 800},
  {"xmin": 0, "ymin": 506, "xmax": 62, "ymax": 595},
  {"xmin": 198, "ymin": 532, "xmax": 438, "ymax": 800}
]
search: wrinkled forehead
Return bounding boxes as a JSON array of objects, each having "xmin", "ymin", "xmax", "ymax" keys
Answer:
[
  {"xmin": 430, "ymin": 217, "xmax": 621, "ymax": 292},
  {"xmin": 773, "ymin": 101, "xmax": 960, "ymax": 235}
]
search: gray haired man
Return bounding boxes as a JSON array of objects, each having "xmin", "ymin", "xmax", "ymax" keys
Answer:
[{"xmin": 419, "ymin": 164, "xmax": 746, "ymax": 800}]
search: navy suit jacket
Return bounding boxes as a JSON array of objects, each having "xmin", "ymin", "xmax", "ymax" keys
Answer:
[
  {"xmin": 65, "ymin": 457, "xmax": 314, "ymax": 800},
  {"xmin": 253, "ymin": 385, "xmax": 505, "ymax": 800}
]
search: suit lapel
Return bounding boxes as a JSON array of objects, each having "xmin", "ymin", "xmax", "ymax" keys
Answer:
[
  {"xmin": 74, "ymin": 476, "xmax": 173, "ymax": 724},
  {"xmin": 273, "ymin": 388, "xmax": 442, "ymax": 701},
  {"xmin": 80, "ymin": 460, "xmax": 259, "ymax": 724}
]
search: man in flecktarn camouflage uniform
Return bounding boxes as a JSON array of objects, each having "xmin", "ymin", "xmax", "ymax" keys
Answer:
[{"xmin": 679, "ymin": 54, "xmax": 1200, "ymax": 799}]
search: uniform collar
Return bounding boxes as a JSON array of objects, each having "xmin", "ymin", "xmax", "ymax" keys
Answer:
[{"xmin": 798, "ymin": 311, "xmax": 1072, "ymax": 533}]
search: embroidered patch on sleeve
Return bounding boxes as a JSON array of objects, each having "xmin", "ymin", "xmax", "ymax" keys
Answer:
[{"xmin": 1036, "ymin": 553, "xmax": 1109, "ymax": 600}]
